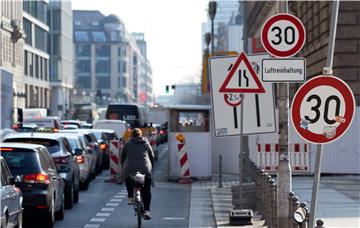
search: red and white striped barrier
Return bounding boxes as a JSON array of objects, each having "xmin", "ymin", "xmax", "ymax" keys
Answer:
[
  {"xmin": 106, "ymin": 140, "xmax": 121, "ymax": 183},
  {"xmin": 256, "ymin": 143, "xmax": 309, "ymax": 174},
  {"xmin": 177, "ymin": 142, "xmax": 192, "ymax": 184}
]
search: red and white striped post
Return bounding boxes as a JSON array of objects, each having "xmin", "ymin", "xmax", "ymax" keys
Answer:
[
  {"xmin": 105, "ymin": 140, "xmax": 121, "ymax": 183},
  {"xmin": 176, "ymin": 133, "xmax": 192, "ymax": 184}
]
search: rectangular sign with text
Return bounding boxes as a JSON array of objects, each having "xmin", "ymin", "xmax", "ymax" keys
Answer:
[{"xmin": 262, "ymin": 58, "xmax": 306, "ymax": 82}]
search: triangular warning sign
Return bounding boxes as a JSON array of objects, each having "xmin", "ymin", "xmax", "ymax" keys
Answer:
[{"xmin": 219, "ymin": 52, "xmax": 265, "ymax": 93}]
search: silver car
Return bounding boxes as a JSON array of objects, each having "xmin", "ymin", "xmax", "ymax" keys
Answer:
[
  {"xmin": 0, "ymin": 156, "xmax": 23, "ymax": 228},
  {"xmin": 63, "ymin": 134, "xmax": 92, "ymax": 190}
]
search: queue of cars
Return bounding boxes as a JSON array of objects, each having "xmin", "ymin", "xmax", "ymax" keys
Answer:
[
  {"xmin": 0, "ymin": 117, "xmax": 124, "ymax": 228},
  {"xmin": 0, "ymin": 116, "xmax": 168, "ymax": 228}
]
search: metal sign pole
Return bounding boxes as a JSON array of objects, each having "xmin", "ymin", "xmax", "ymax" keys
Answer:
[
  {"xmin": 309, "ymin": 1, "xmax": 339, "ymax": 227},
  {"xmin": 239, "ymin": 96, "xmax": 244, "ymax": 209}
]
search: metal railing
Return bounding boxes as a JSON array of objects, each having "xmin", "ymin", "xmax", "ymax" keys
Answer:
[{"xmin": 245, "ymin": 160, "xmax": 325, "ymax": 228}]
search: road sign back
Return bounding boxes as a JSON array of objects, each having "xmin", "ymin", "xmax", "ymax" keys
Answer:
[{"xmin": 219, "ymin": 52, "xmax": 265, "ymax": 93}]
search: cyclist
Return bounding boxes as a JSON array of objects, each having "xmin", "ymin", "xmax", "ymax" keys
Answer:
[{"xmin": 121, "ymin": 128, "xmax": 154, "ymax": 220}]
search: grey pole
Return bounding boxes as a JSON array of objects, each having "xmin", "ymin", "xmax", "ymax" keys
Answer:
[
  {"xmin": 208, "ymin": 1, "xmax": 217, "ymax": 55},
  {"xmin": 309, "ymin": 1, "xmax": 339, "ymax": 228},
  {"xmin": 277, "ymin": 1, "xmax": 292, "ymax": 227},
  {"xmin": 218, "ymin": 154, "xmax": 223, "ymax": 188}
]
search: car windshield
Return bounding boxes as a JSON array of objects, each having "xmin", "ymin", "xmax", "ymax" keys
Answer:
[
  {"xmin": 4, "ymin": 138, "xmax": 61, "ymax": 153},
  {"xmin": 2, "ymin": 150, "xmax": 41, "ymax": 176},
  {"xmin": 67, "ymin": 137, "xmax": 80, "ymax": 149},
  {"xmin": 92, "ymin": 131, "xmax": 102, "ymax": 140}
]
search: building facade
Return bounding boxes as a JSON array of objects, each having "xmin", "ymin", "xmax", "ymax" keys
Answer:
[
  {"xmin": 23, "ymin": 0, "xmax": 50, "ymax": 109},
  {"xmin": 0, "ymin": 0, "xmax": 25, "ymax": 110},
  {"xmin": 73, "ymin": 11, "xmax": 152, "ymax": 107},
  {"xmin": 48, "ymin": 0, "xmax": 74, "ymax": 118}
]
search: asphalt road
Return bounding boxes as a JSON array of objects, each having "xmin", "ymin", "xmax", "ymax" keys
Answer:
[{"xmin": 26, "ymin": 144, "xmax": 192, "ymax": 228}]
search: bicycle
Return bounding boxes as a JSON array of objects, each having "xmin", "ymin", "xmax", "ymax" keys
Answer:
[{"xmin": 132, "ymin": 172, "xmax": 145, "ymax": 228}]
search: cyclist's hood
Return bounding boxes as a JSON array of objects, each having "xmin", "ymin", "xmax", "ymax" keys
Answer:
[{"xmin": 130, "ymin": 136, "xmax": 147, "ymax": 144}]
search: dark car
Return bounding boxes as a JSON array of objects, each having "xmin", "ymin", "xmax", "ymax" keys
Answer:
[
  {"xmin": 0, "ymin": 155, "xmax": 23, "ymax": 228},
  {"xmin": 4, "ymin": 133, "xmax": 80, "ymax": 209},
  {"xmin": 1, "ymin": 143, "xmax": 65, "ymax": 227},
  {"xmin": 90, "ymin": 129, "xmax": 117, "ymax": 170},
  {"xmin": 60, "ymin": 130, "xmax": 103, "ymax": 175}
]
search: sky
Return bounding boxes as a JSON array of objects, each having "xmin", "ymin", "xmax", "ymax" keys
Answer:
[{"xmin": 72, "ymin": 0, "xmax": 210, "ymax": 96}]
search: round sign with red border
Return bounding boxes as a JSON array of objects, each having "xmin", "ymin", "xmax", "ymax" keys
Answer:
[
  {"xmin": 261, "ymin": 13, "xmax": 305, "ymax": 58},
  {"xmin": 291, "ymin": 75, "xmax": 355, "ymax": 144},
  {"xmin": 223, "ymin": 93, "xmax": 244, "ymax": 107}
]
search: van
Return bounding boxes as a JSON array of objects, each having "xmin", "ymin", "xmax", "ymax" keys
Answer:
[
  {"xmin": 23, "ymin": 116, "xmax": 62, "ymax": 132},
  {"xmin": 92, "ymin": 119, "xmax": 129, "ymax": 140}
]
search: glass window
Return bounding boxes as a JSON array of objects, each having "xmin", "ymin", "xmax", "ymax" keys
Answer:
[
  {"xmin": 52, "ymin": 34, "xmax": 60, "ymax": 55},
  {"xmin": 76, "ymin": 44, "xmax": 91, "ymax": 57},
  {"xmin": 170, "ymin": 111, "xmax": 209, "ymax": 132},
  {"xmin": 120, "ymin": 76, "xmax": 127, "ymax": 88},
  {"xmin": 50, "ymin": 59, "xmax": 60, "ymax": 81},
  {"xmin": 96, "ymin": 76, "xmax": 110, "ymax": 89},
  {"xmin": 35, "ymin": 26, "xmax": 47, "ymax": 52},
  {"xmin": 44, "ymin": 59, "xmax": 48, "ymax": 81},
  {"xmin": 76, "ymin": 75, "xmax": 91, "ymax": 88},
  {"xmin": 117, "ymin": 47, "xmax": 121, "ymax": 56},
  {"xmin": 118, "ymin": 61, "xmax": 121, "ymax": 73},
  {"xmin": 29, "ymin": 0, "xmax": 37, "ymax": 17},
  {"xmin": 52, "ymin": 10, "xmax": 60, "ymax": 31},
  {"xmin": 95, "ymin": 44, "xmax": 110, "ymax": 57},
  {"xmin": 37, "ymin": 1, "xmax": 48, "ymax": 24},
  {"xmin": 74, "ymin": 21, "xmax": 82, "ymax": 26},
  {"xmin": 29, "ymin": 54, "xmax": 33, "ymax": 77},
  {"xmin": 121, "ymin": 61, "xmax": 127, "ymax": 73},
  {"xmin": 92, "ymin": 31, "xmax": 107, "ymax": 42},
  {"xmin": 75, "ymin": 31, "xmax": 89, "ymax": 42},
  {"xmin": 23, "ymin": 1, "xmax": 30, "ymax": 13},
  {"xmin": 96, "ymin": 60, "xmax": 110, "ymax": 73},
  {"xmin": 35, "ymin": 55, "xmax": 39, "ymax": 78},
  {"xmin": 24, "ymin": 51, "xmax": 28, "ymax": 75},
  {"xmin": 24, "ymin": 18, "xmax": 32, "ymax": 45},
  {"xmin": 76, "ymin": 60, "xmax": 91, "ymax": 74}
]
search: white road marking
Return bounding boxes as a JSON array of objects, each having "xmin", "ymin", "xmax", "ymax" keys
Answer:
[
  {"xmin": 106, "ymin": 203, "xmax": 119, "ymax": 207},
  {"xmin": 96, "ymin": 212, "xmax": 111, "ymax": 217},
  {"xmin": 84, "ymin": 224, "xmax": 100, "ymax": 228},
  {"xmin": 162, "ymin": 217, "xmax": 186, "ymax": 220},
  {"xmin": 110, "ymin": 198, "xmax": 122, "ymax": 202},
  {"xmin": 118, "ymin": 192, "xmax": 128, "ymax": 195},
  {"xmin": 90, "ymin": 218, "xmax": 106, "ymax": 222},
  {"xmin": 101, "ymin": 207, "xmax": 115, "ymax": 212},
  {"xmin": 114, "ymin": 195, "xmax": 124, "ymax": 198}
]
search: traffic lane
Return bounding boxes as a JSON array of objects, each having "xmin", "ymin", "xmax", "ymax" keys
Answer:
[
  {"xmin": 53, "ymin": 173, "xmax": 122, "ymax": 228},
  {"xmin": 104, "ymin": 182, "xmax": 191, "ymax": 228}
]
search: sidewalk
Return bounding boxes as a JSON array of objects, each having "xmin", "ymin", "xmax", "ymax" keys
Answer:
[{"xmin": 189, "ymin": 174, "xmax": 360, "ymax": 228}]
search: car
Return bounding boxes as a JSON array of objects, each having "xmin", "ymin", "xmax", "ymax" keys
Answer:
[
  {"xmin": 62, "ymin": 134, "xmax": 92, "ymax": 190},
  {"xmin": 3, "ymin": 133, "xmax": 80, "ymax": 210},
  {"xmin": 23, "ymin": 116, "xmax": 62, "ymax": 132},
  {"xmin": 16, "ymin": 124, "xmax": 39, "ymax": 132},
  {"xmin": 89, "ymin": 129, "xmax": 113, "ymax": 170},
  {"xmin": 62, "ymin": 124, "xmax": 79, "ymax": 130},
  {"xmin": 61, "ymin": 120, "xmax": 82, "ymax": 129},
  {"xmin": 92, "ymin": 119, "xmax": 128, "ymax": 140},
  {"xmin": 1, "ymin": 143, "xmax": 65, "ymax": 227},
  {"xmin": 0, "ymin": 155, "xmax": 23, "ymax": 228},
  {"xmin": 60, "ymin": 130, "xmax": 103, "ymax": 175}
]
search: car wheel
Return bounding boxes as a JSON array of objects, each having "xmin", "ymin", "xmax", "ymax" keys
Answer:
[
  {"xmin": 44, "ymin": 198, "xmax": 55, "ymax": 228},
  {"xmin": 55, "ymin": 193, "xmax": 65, "ymax": 220},
  {"xmin": 80, "ymin": 174, "xmax": 90, "ymax": 190},
  {"xmin": 15, "ymin": 209, "xmax": 23, "ymax": 228},
  {"xmin": 65, "ymin": 183, "xmax": 74, "ymax": 209},
  {"xmin": 73, "ymin": 180, "xmax": 79, "ymax": 203}
]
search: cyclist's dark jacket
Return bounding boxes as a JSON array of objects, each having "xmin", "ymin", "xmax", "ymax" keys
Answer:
[{"xmin": 121, "ymin": 136, "xmax": 154, "ymax": 180}]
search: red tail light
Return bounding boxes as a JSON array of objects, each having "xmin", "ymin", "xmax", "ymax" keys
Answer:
[
  {"xmin": 24, "ymin": 173, "xmax": 50, "ymax": 184},
  {"xmin": 53, "ymin": 155, "xmax": 70, "ymax": 164},
  {"xmin": 160, "ymin": 130, "xmax": 164, "ymax": 135},
  {"xmin": 76, "ymin": 155, "xmax": 85, "ymax": 164},
  {"xmin": 53, "ymin": 128, "xmax": 59, "ymax": 133},
  {"xmin": 127, "ymin": 128, "xmax": 131, "ymax": 133},
  {"xmin": 0, "ymin": 148, "xmax": 14, "ymax": 151},
  {"xmin": 99, "ymin": 143, "xmax": 107, "ymax": 150}
]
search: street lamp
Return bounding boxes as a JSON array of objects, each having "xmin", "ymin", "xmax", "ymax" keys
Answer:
[{"xmin": 208, "ymin": 1, "xmax": 217, "ymax": 55}]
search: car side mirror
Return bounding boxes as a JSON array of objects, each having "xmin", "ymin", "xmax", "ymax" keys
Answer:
[
  {"xmin": 74, "ymin": 148, "xmax": 83, "ymax": 156},
  {"xmin": 293, "ymin": 205, "xmax": 308, "ymax": 225}
]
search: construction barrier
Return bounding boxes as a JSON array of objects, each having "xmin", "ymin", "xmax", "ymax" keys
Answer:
[
  {"xmin": 256, "ymin": 143, "xmax": 309, "ymax": 174},
  {"xmin": 176, "ymin": 133, "xmax": 192, "ymax": 184},
  {"xmin": 106, "ymin": 140, "xmax": 121, "ymax": 183}
]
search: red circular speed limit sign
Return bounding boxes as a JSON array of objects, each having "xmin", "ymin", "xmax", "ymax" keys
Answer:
[
  {"xmin": 261, "ymin": 13, "xmax": 305, "ymax": 58},
  {"xmin": 291, "ymin": 76, "xmax": 355, "ymax": 144}
]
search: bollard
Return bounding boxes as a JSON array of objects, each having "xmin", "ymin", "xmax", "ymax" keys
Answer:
[
  {"xmin": 218, "ymin": 154, "xmax": 223, "ymax": 188},
  {"xmin": 315, "ymin": 219, "xmax": 325, "ymax": 228},
  {"xmin": 291, "ymin": 196, "xmax": 300, "ymax": 228},
  {"xmin": 271, "ymin": 181, "xmax": 277, "ymax": 228},
  {"xmin": 288, "ymin": 192, "xmax": 295, "ymax": 227}
]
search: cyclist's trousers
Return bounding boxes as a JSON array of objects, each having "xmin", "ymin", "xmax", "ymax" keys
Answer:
[{"xmin": 126, "ymin": 175, "xmax": 152, "ymax": 211}]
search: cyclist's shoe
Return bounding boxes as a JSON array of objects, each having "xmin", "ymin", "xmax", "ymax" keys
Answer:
[
  {"xmin": 144, "ymin": 211, "xmax": 151, "ymax": 220},
  {"xmin": 128, "ymin": 198, "xmax": 134, "ymax": 205}
]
